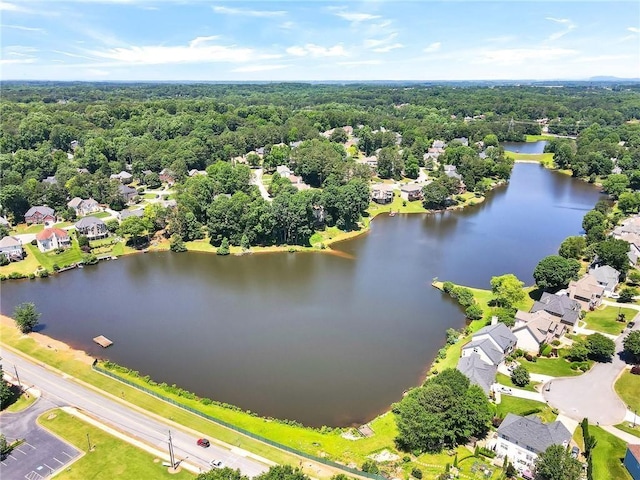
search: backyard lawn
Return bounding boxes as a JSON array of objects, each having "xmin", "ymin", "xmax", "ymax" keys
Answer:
[
  {"xmin": 0, "ymin": 249, "xmax": 41, "ymax": 276},
  {"xmin": 39, "ymin": 409, "xmax": 194, "ymax": 480},
  {"xmin": 27, "ymin": 241, "xmax": 84, "ymax": 270},
  {"xmin": 583, "ymin": 306, "xmax": 636, "ymax": 335},
  {"xmin": 495, "ymin": 372, "xmax": 539, "ymax": 392},
  {"xmin": 615, "ymin": 370, "xmax": 640, "ymax": 412},
  {"xmin": 590, "ymin": 426, "xmax": 632, "ymax": 480},
  {"xmin": 495, "ymin": 396, "xmax": 557, "ymax": 423},
  {"xmin": 517, "ymin": 355, "xmax": 586, "ymax": 377}
]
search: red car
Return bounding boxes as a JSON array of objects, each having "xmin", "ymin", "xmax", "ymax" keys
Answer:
[{"xmin": 197, "ymin": 438, "xmax": 210, "ymax": 448}]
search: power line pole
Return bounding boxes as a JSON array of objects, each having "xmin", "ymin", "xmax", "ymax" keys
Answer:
[
  {"xmin": 168, "ymin": 430, "xmax": 175, "ymax": 468},
  {"xmin": 13, "ymin": 365, "xmax": 22, "ymax": 390}
]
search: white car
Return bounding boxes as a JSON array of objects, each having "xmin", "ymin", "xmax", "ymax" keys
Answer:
[
  {"xmin": 210, "ymin": 460, "xmax": 224, "ymax": 469},
  {"xmin": 498, "ymin": 386, "xmax": 513, "ymax": 395}
]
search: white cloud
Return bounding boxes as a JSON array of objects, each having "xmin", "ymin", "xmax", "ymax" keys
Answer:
[
  {"xmin": 53, "ymin": 50, "xmax": 97, "ymax": 61},
  {"xmin": 286, "ymin": 43, "xmax": 347, "ymax": 58},
  {"xmin": 338, "ymin": 60, "xmax": 382, "ymax": 66},
  {"xmin": 330, "ymin": 6, "xmax": 381, "ymax": 23},
  {"xmin": 572, "ymin": 54, "xmax": 634, "ymax": 63},
  {"xmin": 364, "ymin": 33, "xmax": 398, "ymax": 49},
  {"xmin": 212, "ymin": 6, "xmax": 286, "ymax": 18},
  {"xmin": 628, "ymin": 27, "xmax": 640, "ymax": 33},
  {"xmin": 189, "ymin": 36, "xmax": 220, "ymax": 48},
  {"xmin": 89, "ymin": 37, "xmax": 276, "ymax": 65},
  {"xmin": 0, "ymin": 1, "xmax": 28, "ymax": 12},
  {"xmin": 0, "ymin": 58, "xmax": 36, "ymax": 65},
  {"xmin": 423, "ymin": 42, "xmax": 441, "ymax": 53},
  {"xmin": 476, "ymin": 47, "xmax": 577, "ymax": 65},
  {"xmin": 0, "ymin": 24, "xmax": 45, "ymax": 32},
  {"xmin": 545, "ymin": 16, "xmax": 576, "ymax": 41},
  {"xmin": 231, "ymin": 64, "xmax": 288, "ymax": 73},
  {"xmin": 545, "ymin": 17, "xmax": 572, "ymax": 25},
  {"xmin": 373, "ymin": 43, "xmax": 403, "ymax": 53},
  {"xmin": 279, "ymin": 21, "xmax": 295, "ymax": 30}
]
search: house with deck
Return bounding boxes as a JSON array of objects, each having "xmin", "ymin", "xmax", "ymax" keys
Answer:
[
  {"xmin": 0, "ymin": 236, "xmax": 23, "ymax": 261},
  {"xmin": 512, "ymin": 310, "xmax": 566, "ymax": 353},
  {"xmin": 625, "ymin": 444, "xmax": 640, "ymax": 480},
  {"xmin": 371, "ymin": 184, "xmax": 394, "ymax": 204},
  {"xmin": 530, "ymin": 292, "xmax": 581, "ymax": 332},
  {"xmin": 36, "ymin": 227, "xmax": 71, "ymax": 252},
  {"xmin": 75, "ymin": 216, "xmax": 108, "ymax": 240},
  {"xmin": 400, "ymin": 184, "xmax": 424, "ymax": 202},
  {"xmin": 567, "ymin": 274, "xmax": 605, "ymax": 310},
  {"xmin": 587, "ymin": 265, "xmax": 620, "ymax": 296}
]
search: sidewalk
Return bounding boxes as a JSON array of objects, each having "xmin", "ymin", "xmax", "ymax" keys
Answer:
[{"xmin": 601, "ymin": 424, "xmax": 640, "ymax": 444}]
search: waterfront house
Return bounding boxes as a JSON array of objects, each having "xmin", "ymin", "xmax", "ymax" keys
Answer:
[
  {"xmin": 625, "ymin": 445, "xmax": 640, "ymax": 480},
  {"xmin": 371, "ymin": 184, "xmax": 394, "ymax": 204},
  {"xmin": 36, "ymin": 227, "xmax": 71, "ymax": 252},
  {"xmin": 118, "ymin": 184, "xmax": 138, "ymax": 205},
  {"xmin": 530, "ymin": 292, "xmax": 581, "ymax": 331},
  {"xmin": 495, "ymin": 414, "xmax": 571, "ymax": 473},
  {"xmin": 456, "ymin": 353, "xmax": 497, "ymax": 394},
  {"xmin": 75, "ymin": 216, "xmax": 108, "ymax": 240},
  {"xmin": 567, "ymin": 274, "xmax": 605, "ymax": 310},
  {"xmin": 443, "ymin": 165, "xmax": 467, "ymax": 193},
  {"xmin": 25, "ymin": 205, "xmax": 55, "ymax": 225},
  {"xmin": 0, "ymin": 236, "xmax": 23, "ymax": 261},
  {"xmin": 400, "ymin": 184, "xmax": 424, "ymax": 202},
  {"xmin": 587, "ymin": 265, "xmax": 620, "ymax": 295},
  {"xmin": 512, "ymin": 310, "xmax": 566, "ymax": 353},
  {"xmin": 67, "ymin": 197, "xmax": 100, "ymax": 217}
]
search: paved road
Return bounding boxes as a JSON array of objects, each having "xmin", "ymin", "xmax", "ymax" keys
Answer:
[
  {"xmin": 251, "ymin": 168, "xmax": 272, "ymax": 202},
  {"xmin": 0, "ymin": 396, "xmax": 81, "ymax": 479},
  {"xmin": 0, "ymin": 347, "xmax": 270, "ymax": 477},
  {"xmin": 543, "ymin": 317, "xmax": 640, "ymax": 425}
]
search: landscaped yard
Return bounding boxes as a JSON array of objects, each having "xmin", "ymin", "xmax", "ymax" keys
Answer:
[
  {"xmin": 590, "ymin": 426, "xmax": 633, "ymax": 480},
  {"xmin": 39, "ymin": 409, "xmax": 193, "ymax": 480},
  {"xmin": 495, "ymin": 372, "xmax": 539, "ymax": 392},
  {"xmin": 615, "ymin": 370, "xmax": 640, "ymax": 412},
  {"xmin": 504, "ymin": 151, "xmax": 555, "ymax": 167},
  {"xmin": 2, "ymin": 385, "xmax": 37, "ymax": 413},
  {"xmin": 615, "ymin": 422, "xmax": 640, "ymax": 438},
  {"xmin": 517, "ymin": 355, "xmax": 587, "ymax": 377},
  {"xmin": 13, "ymin": 223, "xmax": 44, "ymax": 234},
  {"xmin": 91, "ymin": 211, "xmax": 112, "ymax": 219},
  {"xmin": 0, "ymin": 249, "xmax": 41, "ymax": 276},
  {"xmin": 27, "ymin": 241, "xmax": 84, "ymax": 271},
  {"xmin": 495, "ymin": 396, "xmax": 557, "ymax": 423},
  {"xmin": 583, "ymin": 306, "xmax": 636, "ymax": 335}
]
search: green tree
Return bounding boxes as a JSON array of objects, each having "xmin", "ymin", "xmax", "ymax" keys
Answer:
[
  {"xmin": 217, "ymin": 237, "xmax": 230, "ymax": 256},
  {"xmin": 240, "ymin": 234, "xmax": 250, "ymax": 251},
  {"xmin": 13, "ymin": 302, "xmax": 40, "ymax": 334},
  {"xmin": 0, "ymin": 433, "xmax": 11, "ymax": 457},
  {"xmin": 465, "ymin": 304, "xmax": 483, "ymax": 320},
  {"xmin": 256, "ymin": 465, "xmax": 310, "ymax": 480},
  {"xmin": 627, "ymin": 269, "xmax": 640, "ymax": 285},
  {"xmin": 510, "ymin": 365, "xmax": 530, "ymax": 387},
  {"xmin": 533, "ymin": 255, "xmax": 580, "ymax": 291},
  {"xmin": 558, "ymin": 236, "xmax": 587, "ymax": 260},
  {"xmin": 422, "ymin": 180, "xmax": 449, "ymax": 209},
  {"xmin": 595, "ymin": 238, "xmax": 631, "ymax": 276},
  {"xmin": 169, "ymin": 234, "xmax": 187, "ymax": 253},
  {"xmin": 490, "ymin": 274, "xmax": 525, "ymax": 307},
  {"xmin": 586, "ymin": 333, "xmax": 616, "ymax": 362},
  {"xmin": 197, "ymin": 467, "xmax": 248, "ymax": 480},
  {"xmin": 361, "ymin": 461, "xmax": 379, "ymax": 474},
  {"xmin": 567, "ymin": 340, "xmax": 589, "ymax": 361},
  {"xmin": 582, "ymin": 210, "xmax": 606, "ymax": 233},
  {"xmin": 617, "ymin": 192, "xmax": 640, "ymax": 215},
  {"xmin": 118, "ymin": 216, "xmax": 150, "ymax": 247},
  {"xmin": 601, "ymin": 173, "xmax": 629, "ymax": 199},
  {"xmin": 623, "ymin": 330, "xmax": 640, "ymax": 363},
  {"xmin": 534, "ymin": 444, "xmax": 582, "ymax": 480},
  {"xmin": 0, "ymin": 365, "xmax": 12, "ymax": 409},
  {"xmin": 619, "ymin": 286, "xmax": 638, "ymax": 303}
]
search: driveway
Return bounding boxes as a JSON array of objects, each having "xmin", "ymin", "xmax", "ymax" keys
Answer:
[
  {"xmin": 0, "ymin": 396, "xmax": 81, "ymax": 479},
  {"xmin": 251, "ymin": 168, "xmax": 272, "ymax": 202},
  {"xmin": 543, "ymin": 316, "xmax": 640, "ymax": 425}
]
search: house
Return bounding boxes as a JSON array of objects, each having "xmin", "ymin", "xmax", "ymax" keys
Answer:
[
  {"xmin": 70, "ymin": 140, "xmax": 79, "ymax": 150},
  {"xmin": 588, "ymin": 265, "xmax": 620, "ymax": 295},
  {"xmin": 118, "ymin": 184, "xmax": 138, "ymax": 205},
  {"xmin": 400, "ymin": 184, "xmax": 423, "ymax": 202},
  {"xmin": 276, "ymin": 165, "xmax": 293, "ymax": 178},
  {"xmin": 625, "ymin": 444, "xmax": 640, "ymax": 480},
  {"xmin": 67, "ymin": 197, "xmax": 100, "ymax": 217},
  {"xmin": 371, "ymin": 184, "xmax": 394, "ymax": 204},
  {"xmin": 470, "ymin": 322, "xmax": 517, "ymax": 357},
  {"xmin": 159, "ymin": 168, "xmax": 176, "ymax": 185},
  {"xmin": 358, "ymin": 155, "xmax": 378, "ymax": 168},
  {"xmin": 110, "ymin": 171, "xmax": 133, "ymax": 183},
  {"xmin": 75, "ymin": 216, "xmax": 108, "ymax": 240},
  {"xmin": 530, "ymin": 292, "xmax": 581, "ymax": 330},
  {"xmin": 495, "ymin": 414, "xmax": 571, "ymax": 472},
  {"xmin": 443, "ymin": 165, "xmax": 467, "ymax": 193},
  {"xmin": 456, "ymin": 353, "xmax": 497, "ymax": 394},
  {"xmin": 432, "ymin": 140, "xmax": 446, "ymax": 150},
  {"xmin": 188, "ymin": 169, "xmax": 207, "ymax": 177},
  {"xmin": 288, "ymin": 175, "xmax": 310, "ymax": 191},
  {"xmin": 25, "ymin": 206, "xmax": 55, "ymax": 225},
  {"xmin": 42, "ymin": 176, "xmax": 57, "ymax": 185},
  {"xmin": 512, "ymin": 310, "xmax": 566, "ymax": 353},
  {"xmin": 452, "ymin": 137, "xmax": 469, "ymax": 146},
  {"xmin": 568, "ymin": 274, "xmax": 605, "ymax": 310},
  {"xmin": 0, "ymin": 236, "xmax": 23, "ymax": 261},
  {"xmin": 118, "ymin": 208, "xmax": 145, "ymax": 221},
  {"xmin": 76, "ymin": 168, "xmax": 90, "ymax": 174},
  {"xmin": 36, "ymin": 227, "xmax": 71, "ymax": 252}
]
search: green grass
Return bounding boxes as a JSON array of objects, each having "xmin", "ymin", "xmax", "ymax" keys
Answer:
[
  {"xmin": 583, "ymin": 306, "xmax": 636, "ymax": 335},
  {"xmin": 27, "ymin": 240, "xmax": 84, "ymax": 270},
  {"xmin": 91, "ymin": 211, "xmax": 112, "ymax": 219},
  {"xmin": 39, "ymin": 409, "xmax": 194, "ymax": 480},
  {"xmin": 14, "ymin": 223, "xmax": 44, "ymax": 234},
  {"xmin": 615, "ymin": 371, "xmax": 640, "ymax": 412},
  {"xmin": 2, "ymin": 385, "xmax": 38, "ymax": 413},
  {"xmin": 524, "ymin": 135, "xmax": 555, "ymax": 142},
  {"xmin": 590, "ymin": 426, "xmax": 633, "ymax": 480},
  {"xmin": 504, "ymin": 151, "xmax": 555, "ymax": 167},
  {"xmin": 496, "ymin": 396, "xmax": 557, "ymax": 423},
  {"xmin": 615, "ymin": 422, "xmax": 640, "ymax": 438},
  {"xmin": 495, "ymin": 373, "xmax": 539, "ymax": 392},
  {"xmin": 143, "ymin": 193, "xmax": 158, "ymax": 199},
  {"xmin": 518, "ymin": 355, "xmax": 586, "ymax": 377},
  {"xmin": 0, "ymin": 248, "xmax": 41, "ymax": 276}
]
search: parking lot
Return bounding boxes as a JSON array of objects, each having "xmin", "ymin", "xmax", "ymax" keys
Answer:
[{"xmin": 0, "ymin": 397, "xmax": 81, "ymax": 479}]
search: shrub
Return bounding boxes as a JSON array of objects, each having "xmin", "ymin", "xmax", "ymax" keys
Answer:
[
  {"xmin": 510, "ymin": 365, "xmax": 530, "ymax": 387},
  {"xmin": 52, "ymin": 263, "xmax": 60, "ymax": 272},
  {"xmin": 630, "ymin": 365, "xmax": 640, "ymax": 375},
  {"xmin": 465, "ymin": 304, "xmax": 483, "ymax": 320},
  {"xmin": 619, "ymin": 287, "xmax": 638, "ymax": 303},
  {"xmin": 411, "ymin": 467, "xmax": 423, "ymax": 479},
  {"xmin": 442, "ymin": 281, "xmax": 454, "ymax": 294},
  {"xmin": 540, "ymin": 344, "xmax": 553, "ymax": 357},
  {"xmin": 477, "ymin": 447, "xmax": 496, "ymax": 458},
  {"xmin": 361, "ymin": 461, "xmax": 379, "ymax": 474}
]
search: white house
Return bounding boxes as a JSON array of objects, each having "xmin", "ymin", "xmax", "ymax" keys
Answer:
[
  {"xmin": 0, "ymin": 236, "xmax": 23, "ymax": 260},
  {"xmin": 276, "ymin": 165, "xmax": 292, "ymax": 178},
  {"xmin": 67, "ymin": 197, "xmax": 100, "ymax": 217},
  {"xmin": 495, "ymin": 414, "xmax": 571, "ymax": 473},
  {"xmin": 512, "ymin": 310, "xmax": 566, "ymax": 353},
  {"xmin": 35, "ymin": 227, "xmax": 71, "ymax": 252}
]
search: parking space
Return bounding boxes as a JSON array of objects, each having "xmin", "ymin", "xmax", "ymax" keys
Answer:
[{"xmin": 1, "ymin": 397, "xmax": 81, "ymax": 479}]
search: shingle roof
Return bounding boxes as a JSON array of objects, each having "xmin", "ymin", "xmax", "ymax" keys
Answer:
[
  {"xmin": 456, "ymin": 353, "xmax": 497, "ymax": 394},
  {"xmin": 588, "ymin": 265, "xmax": 620, "ymax": 289},
  {"xmin": 463, "ymin": 338, "xmax": 503, "ymax": 365},
  {"xmin": 0, "ymin": 236, "xmax": 21, "ymax": 248},
  {"xmin": 25, "ymin": 206, "xmax": 54, "ymax": 217},
  {"xmin": 68, "ymin": 197, "xmax": 83, "ymax": 208},
  {"xmin": 531, "ymin": 292, "xmax": 581, "ymax": 326},
  {"xmin": 75, "ymin": 216, "xmax": 106, "ymax": 228},
  {"xmin": 497, "ymin": 414, "xmax": 571, "ymax": 454},
  {"xmin": 474, "ymin": 322, "xmax": 517, "ymax": 352},
  {"xmin": 629, "ymin": 445, "xmax": 640, "ymax": 462},
  {"xmin": 35, "ymin": 227, "xmax": 69, "ymax": 241}
]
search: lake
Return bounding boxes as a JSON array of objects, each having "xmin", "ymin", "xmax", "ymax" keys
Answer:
[
  {"xmin": 0, "ymin": 164, "xmax": 601, "ymax": 427},
  {"xmin": 502, "ymin": 141, "xmax": 548, "ymax": 154}
]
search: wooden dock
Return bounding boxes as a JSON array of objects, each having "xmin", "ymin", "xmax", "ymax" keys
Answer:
[{"xmin": 93, "ymin": 335, "xmax": 113, "ymax": 348}]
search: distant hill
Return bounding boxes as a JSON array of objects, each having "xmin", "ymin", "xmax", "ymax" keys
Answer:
[{"xmin": 588, "ymin": 76, "xmax": 640, "ymax": 82}]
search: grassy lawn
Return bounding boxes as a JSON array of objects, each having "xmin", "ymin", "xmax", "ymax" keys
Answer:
[
  {"xmin": 13, "ymin": 223, "xmax": 44, "ymax": 234},
  {"xmin": 524, "ymin": 135, "xmax": 556, "ymax": 142},
  {"xmin": 495, "ymin": 372, "xmax": 539, "ymax": 392},
  {"xmin": 583, "ymin": 306, "xmax": 636, "ymax": 335},
  {"xmin": 27, "ymin": 241, "xmax": 84, "ymax": 270},
  {"xmin": 504, "ymin": 151, "xmax": 555, "ymax": 167},
  {"xmin": 39, "ymin": 409, "xmax": 194, "ymax": 480},
  {"xmin": 496, "ymin": 396, "xmax": 557, "ymax": 423},
  {"xmin": 0, "ymin": 249, "xmax": 41, "ymax": 276},
  {"xmin": 615, "ymin": 371, "xmax": 640, "ymax": 412},
  {"xmin": 91, "ymin": 211, "xmax": 112, "ymax": 219},
  {"xmin": 517, "ymin": 356, "xmax": 586, "ymax": 377},
  {"xmin": 615, "ymin": 422, "xmax": 640, "ymax": 438},
  {"xmin": 590, "ymin": 426, "xmax": 633, "ymax": 480},
  {"xmin": 2, "ymin": 385, "xmax": 38, "ymax": 413}
]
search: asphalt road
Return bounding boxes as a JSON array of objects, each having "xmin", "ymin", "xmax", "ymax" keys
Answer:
[
  {"xmin": 0, "ymin": 396, "xmax": 80, "ymax": 479},
  {"xmin": 543, "ymin": 317, "xmax": 640, "ymax": 425},
  {"xmin": 0, "ymin": 347, "xmax": 270, "ymax": 477}
]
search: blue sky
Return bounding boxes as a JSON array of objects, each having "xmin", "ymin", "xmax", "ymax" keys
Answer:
[{"xmin": 1, "ymin": 1, "xmax": 639, "ymax": 81}]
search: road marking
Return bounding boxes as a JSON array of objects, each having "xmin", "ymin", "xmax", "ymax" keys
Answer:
[
  {"xmin": 25, "ymin": 472, "xmax": 43, "ymax": 480},
  {"xmin": 24, "ymin": 442, "xmax": 36, "ymax": 450},
  {"xmin": 43, "ymin": 463, "xmax": 54, "ymax": 471},
  {"xmin": 15, "ymin": 447, "xmax": 28, "ymax": 455},
  {"xmin": 61, "ymin": 451, "xmax": 74, "ymax": 459},
  {"xmin": 52, "ymin": 457, "xmax": 63, "ymax": 465}
]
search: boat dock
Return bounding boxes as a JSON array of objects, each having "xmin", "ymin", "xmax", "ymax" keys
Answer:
[{"xmin": 93, "ymin": 335, "xmax": 113, "ymax": 348}]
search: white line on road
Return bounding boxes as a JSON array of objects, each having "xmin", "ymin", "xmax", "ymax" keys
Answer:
[
  {"xmin": 61, "ymin": 451, "xmax": 74, "ymax": 458},
  {"xmin": 24, "ymin": 442, "xmax": 36, "ymax": 450},
  {"xmin": 15, "ymin": 447, "xmax": 28, "ymax": 455},
  {"xmin": 43, "ymin": 463, "xmax": 54, "ymax": 471},
  {"xmin": 52, "ymin": 457, "xmax": 63, "ymax": 465}
]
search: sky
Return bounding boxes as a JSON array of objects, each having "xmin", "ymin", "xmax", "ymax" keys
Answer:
[{"xmin": 1, "ymin": 0, "xmax": 639, "ymax": 81}]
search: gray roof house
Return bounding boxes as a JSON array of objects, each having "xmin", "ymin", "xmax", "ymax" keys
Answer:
[
  {"xmin": 456, "ymin": 353, "xmax": 497, "ymax": 394},
  {"xmin": 531, "ymin": 292, "xmax": 581, "ymax": 328},
  {"xmin": 118, "ymin": 208, "xmax": 145, "ymax": 221},
  {"xmin": 473, "ymin": 322, "xmax": 517, "ymax": 354},
  {"xmin": 118, "ymin": 184, "xmax": 138, "ymax": 204},
  {"xmin": 496, "ymin": 413, "xmax": 571, "ymax": 461},
  {"xmin": 588, "ymin": 265, "xmax": 620, "ymax": 294},
  {"xmin": 462, "ymin": 338, "xmax": 504, "ymax": 365},
  {"xmin": 75, "ymin": 216, "xmax": 108, "ymax": 240}
]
